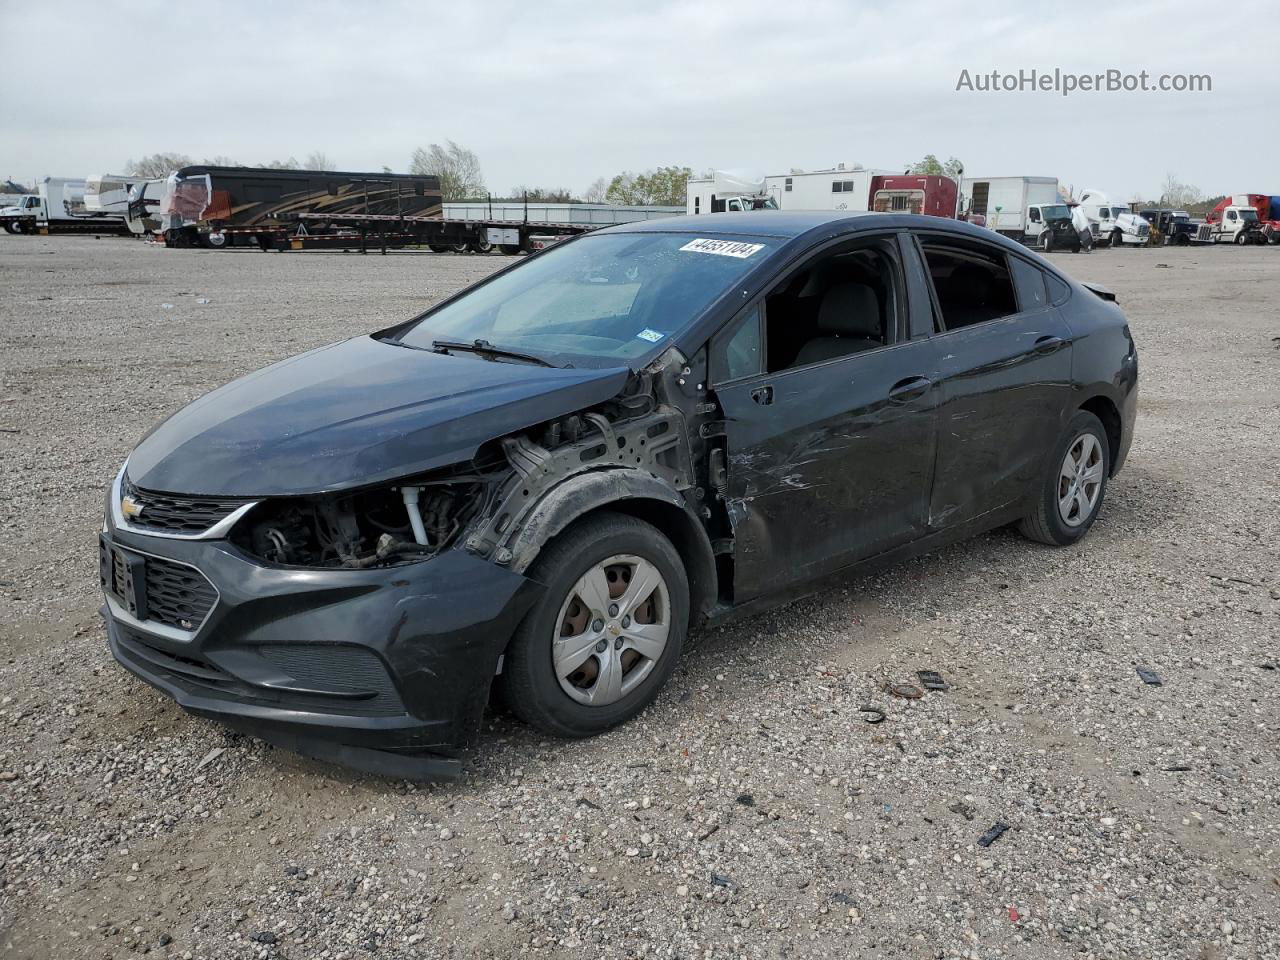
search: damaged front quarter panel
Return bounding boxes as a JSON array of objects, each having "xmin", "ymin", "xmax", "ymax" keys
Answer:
[{"xmin": 460, "ymin": 347, "xmax": 722, "ymax": 612}]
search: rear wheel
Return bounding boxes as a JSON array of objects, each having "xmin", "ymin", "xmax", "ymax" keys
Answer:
[
  {"xmin": 1019, "ymin": 410, "xmax": 1110, "ymax": 546},
  {"xmin": 499, "ymin": 243, "xmax": 523, "ymax": 255},
  {"xmin": 202, "ymin": 231, "xmax": 228, "ymax": 249},
  {"xmin": 500, "ymin": 512, "xmax": 689, "ymax": 738},
  {"xmin": 467, "ymin": 236, "xmax": 494, "ymax": 254},
  {"xmin": 449, "ymin": 241, "xmax": 468, "ymax": 254},
  {"xmin": 427, "ymin": 243, "xmax": 450, "ymax": 253}
]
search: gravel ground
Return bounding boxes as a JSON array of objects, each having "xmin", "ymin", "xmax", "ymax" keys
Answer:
[{"xmin": 0, "ymin": 235, "xmax": 1277, "ymax": 960}]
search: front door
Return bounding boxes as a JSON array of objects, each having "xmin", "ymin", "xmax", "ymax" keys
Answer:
[{"xmin": 710, "ymin": 233, "xmax": 939, "ymax": 603}]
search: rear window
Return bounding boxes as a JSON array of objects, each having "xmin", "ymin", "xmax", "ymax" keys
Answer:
[
  {"xmin": 1009, "ymin": 257, "xmax": 1049, "ymax": 311},
  {"xmin": 921, "ymin": 242, "xmax": 1018, "ymax": 331}
]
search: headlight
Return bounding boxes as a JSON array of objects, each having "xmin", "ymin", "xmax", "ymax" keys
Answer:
[{"xmin": 229, "ymin": 474, "xmax": 486, "ymax": 569}]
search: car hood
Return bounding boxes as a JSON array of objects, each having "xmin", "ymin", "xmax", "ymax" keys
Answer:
[{"xmin": 126, "ymin": 335, "xmax": 631, "ymax": 497}]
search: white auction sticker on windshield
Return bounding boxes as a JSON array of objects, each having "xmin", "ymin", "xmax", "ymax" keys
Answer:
[
  {"xmin": 679, "ymin": 238, "xmax": 766, "ymax": 259},
  {"xmin": 635, "ymin": 328, "xmax": 665, "ymax": 343}
]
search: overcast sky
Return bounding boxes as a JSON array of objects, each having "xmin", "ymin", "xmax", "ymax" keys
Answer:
[{"xmin": 2, "ymin": 0, "xmax": 1272, "ymax": 201}]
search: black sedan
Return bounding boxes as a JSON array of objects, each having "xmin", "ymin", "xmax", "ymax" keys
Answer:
[{"xmin": 100, "ymin": 212, "xmax": 1138, "ymax": 778}]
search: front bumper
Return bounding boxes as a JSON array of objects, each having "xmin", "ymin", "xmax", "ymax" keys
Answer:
[{"xmin": 100, "ymin": 513, "xmax": 541, "ymax": 777}]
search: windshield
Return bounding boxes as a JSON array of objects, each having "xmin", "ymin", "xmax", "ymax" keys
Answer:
[
  {"xmin": 395, "ymin": 232, "xmax": 778, "ymax": 366},
  {"xmin": 1041, "ymin": 204, "xmax": 1069, "ymax": 219}
]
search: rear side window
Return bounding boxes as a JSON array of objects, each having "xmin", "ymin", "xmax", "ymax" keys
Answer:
[
  {"xmin": 920, "ymin": 242, "xmax": 1018, "ymax": 331},
  {"xmin": 1009, "ymin": 257, "xmax": 1048, "ymax": 311},
  {"xmin": 1045, "ymin": 273, "xmax": 1071, "ymax": 305}
]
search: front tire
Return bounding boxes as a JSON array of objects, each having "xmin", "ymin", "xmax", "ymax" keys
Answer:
[
  {"xmin": 1111, "ymin": 229, "xmax": 1125, "ymax": 248},
  {"xmin": 1019, "ymin": 411, "xmax": 1110, "ymax": 546},
  {"xmin": 500, "ymin": 512, "xmax": 689, "ymax": 738}
]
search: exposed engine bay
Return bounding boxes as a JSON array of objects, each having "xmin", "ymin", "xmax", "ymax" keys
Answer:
[{"xmin": 231, "ymin": 480, "xmax": 485, "ymax": 569}]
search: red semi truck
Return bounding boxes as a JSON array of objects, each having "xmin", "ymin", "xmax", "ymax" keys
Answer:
[{"xmin": 1205, "ymin": 194, "xmax": 1280, "ymax": 244}]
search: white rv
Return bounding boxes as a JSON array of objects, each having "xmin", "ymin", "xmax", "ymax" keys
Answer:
[
  {"xmin": 85, "ymin": 174, "xmax": 145, "ymax": 217},
  {"xmin": 1074, "ymin": 190, "xmax": 1150, "ymax": 247},
  {"xmin": 763, "ymin": 167, "xmax": 883, "ymax": 212}
]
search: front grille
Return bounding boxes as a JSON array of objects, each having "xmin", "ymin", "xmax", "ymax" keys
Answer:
[
  {"xmin": 113, "ymin": 628, "xmax": 406, "ymax": 717},
  {"xmin": 145, "ymin": 556, "xmax": 217, "ymax": 630},
  {"xmin": 122, "ymin": 473, "xmax": 252, "ymax": 534},
  {"xmin": 100, "ymin": 539, "xmax": 217, "ymax": 633}
]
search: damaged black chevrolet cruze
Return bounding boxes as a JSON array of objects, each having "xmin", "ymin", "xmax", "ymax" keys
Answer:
[{"xmin": 101, "ymin": 212, "xmax": 1137, "ymax": 778}]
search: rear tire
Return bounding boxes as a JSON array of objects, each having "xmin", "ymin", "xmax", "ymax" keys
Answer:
[
  {"xmin": 499, "ymin": 243, "xmax": 523, "ymax": 255},
  {"xmin": 427, "ymin": 243, "xmax": 450, "ymax": 253},
  {"xmin": 1019, "ymin": 410, "xmax": 1110, "ymax": 546},
  {"xmin": 500, "ymin": 512, "xmax": 689, "ymax": 738},
  {"xmin": 467, "ymin": 237, "xmax": 494, "ymax": 254}
]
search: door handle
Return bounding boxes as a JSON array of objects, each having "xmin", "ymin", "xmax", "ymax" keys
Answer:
[
  {"xmin": 750, "ymin": 384, "xmax": 774, "ymax": 405},
  {"xmin": 1034, "ymin": 335, "xmax": 1065, "ymax": 354},
  {"xmin": 888, "ymin": 376, "xmax": 932, "ymax": 403}
]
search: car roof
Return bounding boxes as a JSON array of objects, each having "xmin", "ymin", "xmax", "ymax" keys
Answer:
[{"xmin": 594, "ymin": 210, "xmax": 1029, "ymax": 250}]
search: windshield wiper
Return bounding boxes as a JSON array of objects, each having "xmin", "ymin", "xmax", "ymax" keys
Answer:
[{"xmin": 431, "ymin": 338, "xmax": 561, "ymax": 368}]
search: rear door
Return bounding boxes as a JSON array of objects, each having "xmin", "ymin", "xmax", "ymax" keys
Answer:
[
  {"xmin": 911, "ymin": 235, "xmax": 1073, "ymax": 527},
  {"xmin": 711, "ymin": 232, "xmax": 939, "ymax": 603}
]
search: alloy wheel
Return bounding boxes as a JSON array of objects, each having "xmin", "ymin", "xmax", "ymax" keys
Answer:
[
  {"xmin": 1057, "ymin": 433, "xmax": 1104, "ymax": 527},
  {"xmin": 552, "ymin": 554, "xmax": 670, "ymax": 706}
]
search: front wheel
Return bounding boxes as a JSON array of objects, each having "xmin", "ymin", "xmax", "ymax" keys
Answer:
[
  {"xmin": 500, "ymin": 512, "xmax": 689, "ymax": 738},
  {"xmin": 1019, "ymin": 411, "xmax": 1110, "ymax": 546},
  {"xmin": 1235, "ymin": 231, "xmax": 1249, "ymax": 246},
  {"xmin": 1041, "ymin": 230, "xmax": 1054, "ymax": 252},
  {"xmin": 1111, "ymin": 230, "xmax": 1125, "ymax": 248}
]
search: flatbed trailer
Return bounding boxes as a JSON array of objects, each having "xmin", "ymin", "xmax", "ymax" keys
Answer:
[{"xmin": 267, "ymin": 212, "xmax": 591, "ymax": 254}]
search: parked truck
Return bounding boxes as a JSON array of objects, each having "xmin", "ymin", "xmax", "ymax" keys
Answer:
[
  {"xmin": 1137, "ymin": 209, "xmax": 1199, "ymax": 245},
  {"xmin": 1, "ymin": 194, "xmax": 40, "ymax": 233},
  {"xmin": 0, "ymin": 178, "xmax": 130, "ymax": 235},
  {"xmin": 869, "ymin": 174, "xmax": 959, "ymax": 217},
  {"xmin": 960, "ymin": 176, "xmax": 1081, "ymax": 250},
  {"xmin": 684, "ymin": 172, "xmax": 780, "ymax": 215},
  {"xmin": 1203, "ymin": 194, "xmax": 1277, "ymax": 244},
  {"xmin": 1074, "ymin": 189, "xmax": 1150, "ymax": 247}
]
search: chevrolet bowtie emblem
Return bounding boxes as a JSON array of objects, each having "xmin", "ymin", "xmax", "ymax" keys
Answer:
[{"xmin": 121, "ymin": 496, "xmax": 144, "ymax": 519}]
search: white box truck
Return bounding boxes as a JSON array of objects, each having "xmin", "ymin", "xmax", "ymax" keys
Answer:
[
  {"xmin": 960, "ymin": 176, "xmax": 1081, "ymax": 249},
  {"xmin": 0, "ymin": 178, "xmax": 129, "ymax": 234}
]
